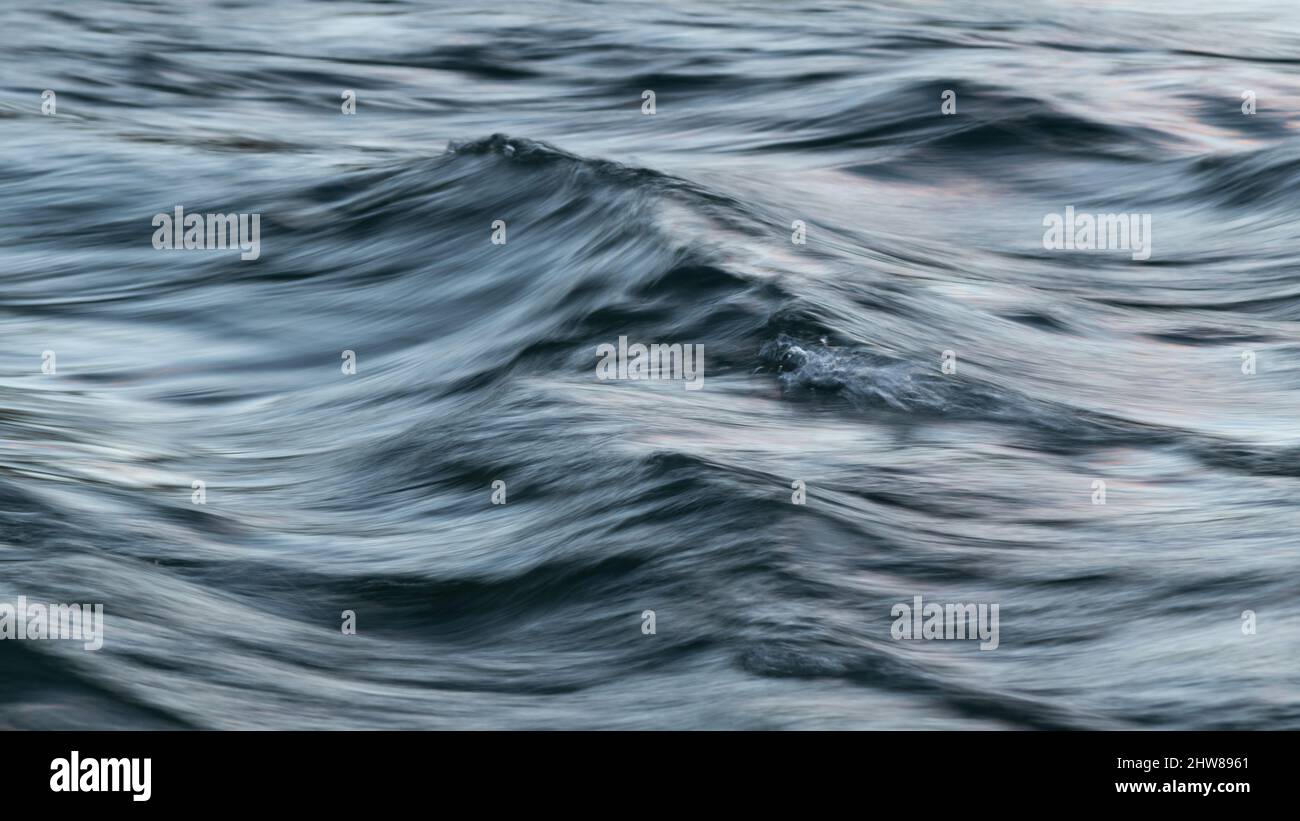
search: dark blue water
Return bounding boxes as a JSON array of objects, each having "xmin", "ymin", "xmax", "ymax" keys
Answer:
[{"xmin": 2, "ymin": 0, "xmax": 1299, "ymax": 729}]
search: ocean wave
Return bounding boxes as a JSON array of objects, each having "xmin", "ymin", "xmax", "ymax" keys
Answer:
[{"xmin": 3, "ymin": 0, "xmax": 1300, "ymax": 730}]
